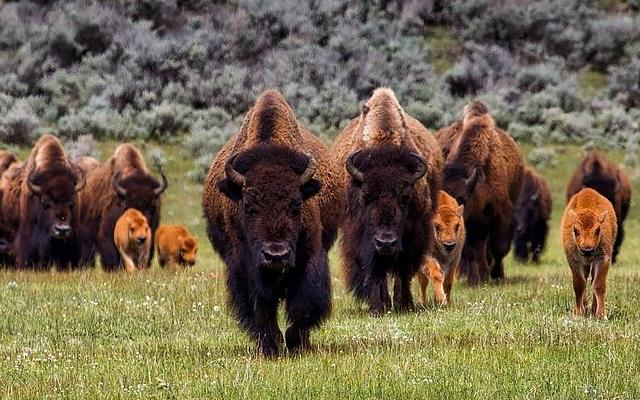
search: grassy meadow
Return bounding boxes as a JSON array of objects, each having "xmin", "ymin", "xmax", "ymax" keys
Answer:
[{"xmin": 1, "ymin": 141, "xmax": 640, "ymax": 399}]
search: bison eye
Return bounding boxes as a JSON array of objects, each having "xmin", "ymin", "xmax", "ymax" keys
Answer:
[
  {"xmin": 244, "ymin": 203, "xmax": 257, "ymax": 216},
  {"xmin": 595, "ymin": 227, "xmax": 601, "ymax": 236},
  {"xmin": 573, "ymin": 228, "xmax": 579, "ymax": 237},
  {"xmin": 434, "ymin": 225, "xmax": 441, "ymax": 234}
]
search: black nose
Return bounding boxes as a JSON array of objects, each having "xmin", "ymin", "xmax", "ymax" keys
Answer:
[
  {"xmin": 374, "ymin": 234, "xmax": 398, "ymax": 249},
  {"xmin": 443, "ymin": 242, "xmax": 456, "ymax": 252},
  {"xmin": 580, "ymin": 248, "xmax": 595, "ymax": 257},
  {"xmin": 262, "ymin": 242, "xmax": 290, "ymax": 263},
  {"xmin": 137, "ymin": 236, "xmax": 147, "ymax": 244},
  {"xmin": 52, "ymin": 224, "xmax": 71, "ymax": 237}
]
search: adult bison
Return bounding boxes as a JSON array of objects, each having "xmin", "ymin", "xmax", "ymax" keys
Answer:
[
  {"xmin": 78, "ymin": 144, "xmax": 167, "ymax": 271},
  {"xmin": 437, "ymin": 101, "xmax": 524, "ymax": 285},
  {"xmin": 202, "ymin": 90, "xmax": 344, "ymax": 356},
  {"xmin": 13, "ymin": 134, "xmax": 86, "ymax": 270},
  {"xmin": 513, "ymin": 166, "xmax": 552, "ymax": 263},
  {"xmin": 333, "ymin": 88, "xmax": 443, "ymax": 314},
  {"xmin": 566, "ymin": 150, "xmax": 631, "ymax": 263},
  {"xmin": 0, "ymin": 151, "xmax": 20, "ymax": 266}
]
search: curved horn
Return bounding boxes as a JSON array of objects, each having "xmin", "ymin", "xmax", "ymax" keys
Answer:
[
  {"xmin": 27, "ymin": 171, "xmax": 42, "ymax": 195},
  {"xmin": 614, "ymin": 178, "xmax": 620, "ymax": 193},
  {"xmin": 74, "ymin": 166, "xmax": 85, "ymax": 192},
  {"xmin": 409, "ymin": 152, "xmax": 427, "ymax": 183},
  {"xmin": 529, "ymin": 191, "xmax": 539, "ymax": 202},
  {"xmin": 300, "ymin": 153, "xmax": 317, "ymax": 184},
  {"xmin": 113, "ymin": 173, "xmax": 127, "ymax": 197},
  {"xmin": 465, "ymin": 168, "xmax": 479, "ymax": 191},
  {"xmin": 224, "ymin": 153, "xmax": 245, "ymax": 187},
  {"xmin": 346, "ymin": 151, "xmax": 364, "ymax": 183},
  {"xmin": 154, "ymin": 171, "xmax": 168, "ymax": 196}
]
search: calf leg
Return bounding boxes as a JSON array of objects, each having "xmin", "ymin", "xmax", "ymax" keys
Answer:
[
  {"xmin": 570, "ymin": 264, "xmax": 587, "ymax": 317},
  {"xmin": 416, "ymin": 269, "xmax": 429, "ymax": 306},
  {"xmin": 592, "ymin": 259, "xmax": 610, "ymax": 319},
  {"xmin": 425, "ymin": 258, "xmax": 446, "ymax": 305},
  {"xmin": 443, "ymin": 261, "xmax": 457, "ymax": 303}
]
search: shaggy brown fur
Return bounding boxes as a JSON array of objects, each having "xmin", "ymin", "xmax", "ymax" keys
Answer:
[
  {"xmin": 202, "ymin": 89, "xmax": 342, "ymax": 356},
  {"xmin": 566, "ymin": 151, "xmax": 630, "ymax": 263},
  {"xmin": 513, "ymin": 166, "xmax": 552, "ymax": 263},
  {"xmin": 78, "ymin": 144, "xmax": 167, "ymax": 270},
  {"xmin": 0, "ymin": 151, "xmax": 20, "ymax": 264},
  {"xmin": 16, "ymin": 134, "xmax": 85, "ymax": 269},
  {"xmin": 417, "ymin": 191, "xmax": 465, "ymax": 305},
  {"xmin": 114, "ymin": 208, "xmax": 151, "ymax": 273},
  {"xmin": 561, "ymin": 188, "xmax": 617, "ymax": 319},
  {"xmin": 332, "ymin": 88, "xmax": 443, "ymax": 314},
  {"xmin": 437, "ymin": 100, "xmax": 524, "ymax": 285},
  {"xmin": 155, "ymin": 224, "xmax": 198, "ymax": 268}
]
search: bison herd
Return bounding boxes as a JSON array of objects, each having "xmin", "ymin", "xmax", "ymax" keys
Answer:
[{"xmin": 0, "ymin": 88, "xmax": 632, "ymax": 357}]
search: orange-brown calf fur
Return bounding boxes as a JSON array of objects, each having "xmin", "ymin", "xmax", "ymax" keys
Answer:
[
  {"xmin": 155, "ymin": 224, "xmax": 198, "ymax": 268},
  {"xmin": 114, "ymin": 208, "xmax": 151, "ymax": 273},
  {"xmin": 417, "ymin": 191, "xmax": 465, "ymax": 305},
  {"xmin": 561, "ymin": 188, "xmax": 617, "ymax": 319}
]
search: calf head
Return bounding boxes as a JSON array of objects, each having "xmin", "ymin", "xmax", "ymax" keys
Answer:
[
  {"xmin": 443, "ymin": 164, "xmax": 480, "ymax": 208},
  {"xmin": 434, "ymin": 203, "xmax": 464, "ymax": 255},
  {"xmin": 125, "ymin": 210, "xmax": 150, "ymax": 246},
  {"xmin": 569, "ymin": 209, "xmax": 608, "ymax": 259},
  {"xmin": 113, "ymin": 171, "xmax": 167, "ymax": 225},
  {"xmin": 346, "ymin": 146, "xmax": 426, "ymax": 257},
  {"xmin": 218, "ymin": 144, "xmax": 321, "ymax": 271},
  {"xmin": 28, "ymin": 164, "xmax": 84, "ymax": 240},
  {"xmin": 179, "ymin": 236, "xmax": 198, "ymax": 266}
]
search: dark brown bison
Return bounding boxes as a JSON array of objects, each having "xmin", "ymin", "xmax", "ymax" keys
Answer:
[
  {"xmin": 78, "ymin": 144, "xmax": 167, "ymax": 270},
  {"xmin": 0, "ymin": 151, "xmax": 20, "ymax": 265},
  {"xmin": 566, "ymin": 150, "xmax": 631, "ymax": 263},
  {"xmin": 333, "ymin": 88, "xmax": 443, "ymax": 314},
  {"xmin": 14, "ymin": 134, "xmax": 86, "ymax": 270},
  {"xmin": 513, "ymin": 166, "xmax": 552, "ymax": 263},
  {"xmin": 437, "ymin": 101, "xmax": 524, "ymax": 285},
  {"xmin": 202, "ymin": 90, "xmax": 344, "ymax": 357}
]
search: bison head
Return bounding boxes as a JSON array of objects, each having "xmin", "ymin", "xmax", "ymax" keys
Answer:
[
  {"xmin": 217, "ymin": 144, "xmax": 321, "ymax": 271},
  {"xmin": 569, "ymin": 209, "xmax": 608, "ymax": 258},
  {"xmin": 442, "ymin": 164, "xmax": 480, "ymax": 207},
  {"xmin": 346, "ymin": 146, "xmax": 426, "ymax": 257},
  {"xmin": 28, "ymin": 164, "xmax": 84, "ymax": 240},
  {"xmin": 179, "ymin": 236, "xmax": 198, "ymax": 266},
  {"xmin": 434, "ymin": 203, "xmax": 464, "ymax": 255},
  {"xmin": 514, "ymin": 190, "xmax": 540, "ymax": 235},
  {"xmin": 124, "ymin": 210, "xmax": 150, "ymax": 246},
  {"xmin": 113, "ymin": 171, "xmax": 167, "ymax": 225}
]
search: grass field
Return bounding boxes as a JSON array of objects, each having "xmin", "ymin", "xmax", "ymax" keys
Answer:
[{"xmin": 1, "ymin": 141, "xmax": 640, "ymax": 399}]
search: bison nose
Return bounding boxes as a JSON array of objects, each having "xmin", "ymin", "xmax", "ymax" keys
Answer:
[
  {"xmin": 442, "ymin": 242, "xmax": 456, "ymax": 253},
  {"xmin": 52, "ymin": 224, "xmax": 71, "ymax": 238},
  {"xmin": 262, "ymin": 242, "xmax": 290, "ymax": 263},
  {"xmin": 374, "ymin": 233, "xmax": 398, "ymax": 250},
  {"xmin": 580, "ymin": 247, "xmax": 595, "ymax": 257},
  {"xmin": 137, "ymin": 236, "xmax": 147, "ymax": 244}
]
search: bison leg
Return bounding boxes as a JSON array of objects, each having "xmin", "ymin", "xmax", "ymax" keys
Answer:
[
  {"xmin": 592, "ymin": 259, "xmax": 610, "ymax": 319},
  {"xmin": 97, "ymin": 228, "xmax": 120, "ymax": 271},
  {"xmin": 426, "ymin": 258, "xmax": 446, "ymax": 306},
  {"xmin": 570, "ymin": 265, "xmax": 587, "ymax": 317},
  {"xmin": 392, "ymin": 269, "xmax": 414, "ymax": 312},
  {"xmin": 612, "ymin": 224, "xmax": 624, "ymax": 264},
  {"xmin": 513, "ymin": 234, "xmax": 530, "ymax": 262},
  {"xmin": 367, "ymin": 274, "xmax": 391, "ymax": 315},
  {"xmin": 443, "ymin": 262, "xmax": 457, "ymax": 303},
  {"xmin": 488, "ymin": 216, "xmax": 511, "ymax": 280},
  {"xmin": 416, "ymin": 269, "xmax": 428, "ymax": 306}
]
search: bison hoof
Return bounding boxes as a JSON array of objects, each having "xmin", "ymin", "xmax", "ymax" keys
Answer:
[{"xmin": 285, "ymin": 327, "xmax": 310, "ymax": 353}]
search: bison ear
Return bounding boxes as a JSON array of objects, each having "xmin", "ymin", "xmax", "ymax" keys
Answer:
[
  {"xmin": 457, "ymin": 204, "xmax": 464, "ymax": 216},
  {"xmin": 301, "ymin": 178, "xmax": 321, "ymax": 201},
  {"xmin": 568, "ymin": 209, "xmax": 577, "ymax": 220},
  {"xmin": 217, "ymin": 178, "xmax": 243, "ymax": 202},
  {"xmin": 598, "ymin": 210, "xmax": 608, "ymax": 224}
]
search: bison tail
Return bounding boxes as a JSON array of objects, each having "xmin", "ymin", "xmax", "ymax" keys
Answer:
[{"xmin": 462, "ymin": 100, "xmax": 494, "ymax": 132}]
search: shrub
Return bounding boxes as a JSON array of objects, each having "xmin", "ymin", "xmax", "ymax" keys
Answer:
[{"xmin": 0, "ymin": 99, "xmax": 40, "ymax": 144}]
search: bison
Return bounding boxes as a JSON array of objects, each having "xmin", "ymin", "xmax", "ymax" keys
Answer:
[
  {"xmin": 566, "ymin": 150, "xmax": 630, "ymax": 263},
  {"xmin": 562, "ymin": 188, "xmax": 617, "ymax": 319},
  {"xmin": 416, "ymin": 190, "xmax": 465, "ymax": 306},
  {"xmin": 14, "ymin": 134, "xmax": 85, "ymax": 270},
  {"xmin": 155, "ymin": 224, "xmax": 198, "ymax": 268},
  {"xmin": 202, "ymin": 90, "xmax": 344, "ymax": 356},
  {"xmin": 0, "ymin": 151, "xmax": 20, "ymax": 265},
  {"xmin": 78, "ymin": 144, "xmax": 167, "ymax": 271},
  {"xmin": 114, "ymin": 208, "xmax": 151, "ymax": 273},
  {"xmin": 513, "ymin": 166, "xmax": 552, "ymax": 263},
  {"xmin": 437, "ymin": 100, "xmax": 524, "ymax": 285},
  {"xmin": 333, "ymin": 88, "xmax": 443, "ymax": 314}
]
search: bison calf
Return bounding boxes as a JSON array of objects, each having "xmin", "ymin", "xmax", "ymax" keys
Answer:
[
  {"xmin": 513, "ymin": 166, "xmax": 552, "ymax": 263},
  {"xmin": 155, "ymin": 224, "xmax": 198, "ymax": 268},
  {"xmin": 114, "ymin": 208, "xmax": 151, "ymax": 273},
  {"xmin": 561, "ymin": 188, "xmax": 617, "ymax": 319},
  {"xmin": 417, "ymin": 191, "xmax": 465, "ymax": 306}
]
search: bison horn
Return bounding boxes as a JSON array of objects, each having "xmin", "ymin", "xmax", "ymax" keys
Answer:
[
  {"xmin": 113, "ymin": 174, "xmax": 127, "ymax": 197},
  {"xmin": 74, "ymin": 167, "xmax": 85, "ymax": 192},
  {"xmin": 409, "ymin": 153, "xmax": 427, "ymax": 183},
  {"xmin": 27, "ymin": 171, "xmax": 42, "ymax": 195},
  {"xmin": 225, "ymin": 153, "xmax": 246, "ymax": 187},
  {"xmin": 346, "ymin": 151, "xmax": 364, "ymax": 183},
  {"xmin": 529, "ymin": 191, "xmax": 539, "ymax": 202},
  {"xmin": 614, "ymin": 178, "xmax": 620, "ymax": 193},
  {"xmin": 300, "ymin": 153, "xmax": 317, "ymax": 184},
  {"xmin": 465, "ymin": 168, "xmax": 480, "ymax": 190},
  {"xmin": 154, "ymin": 171, "xmax": 168, "ymax": 196}
]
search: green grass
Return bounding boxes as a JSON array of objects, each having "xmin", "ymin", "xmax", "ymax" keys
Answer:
[
  {"xmin": 424, "ymin": 26, "xmax": 459, "ymax": 75},
  {"xmin": 577, "ymin": 69, "xmax": 609, "ymax": 98},
  {"xmin": 1, "ymin": 142, "xmax": 640, "ymax": 399}
]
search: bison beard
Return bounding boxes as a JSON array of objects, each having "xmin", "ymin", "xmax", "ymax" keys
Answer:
[
  {"xmin": 210, "ymin": 144, "xmax": 330, "ymax": 357},
  {"xmin": 341, "ymin": 145, "xmax": 429, "ymax": 314}
]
